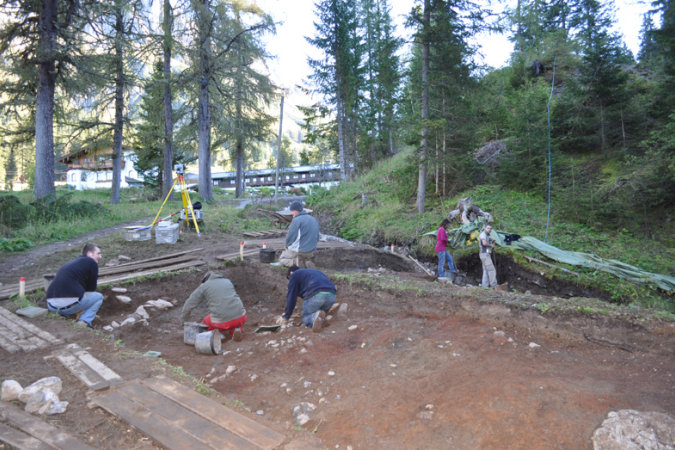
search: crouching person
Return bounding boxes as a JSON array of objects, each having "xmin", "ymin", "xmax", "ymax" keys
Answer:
[
  {"xmin": 278, "ymin": 266, "xmax": 336, "ymax": 332},
  {"xmin": 181, "ymin": 272, "xmax": 247, "ymax": 341},
  {"xmin": 46, "ymin": 243, "xmax": 104, "ymax": 329}
]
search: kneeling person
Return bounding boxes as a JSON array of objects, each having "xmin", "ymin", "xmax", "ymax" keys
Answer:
[
  {"xmin": 46, "ymin": 243, "xmax": 104, "ymax": 329},
  {"xmin": 182, "ymin": 272, "xmax": 247, "ymax": 341},
  {"xmin": 280, "ymin": 266, "xmax": 336, "ymax": 332}
]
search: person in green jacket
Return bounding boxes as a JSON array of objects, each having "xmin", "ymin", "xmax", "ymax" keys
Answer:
[{"xmin": 181, "ymin": 272, "xmax": 247, "ymax": 341}]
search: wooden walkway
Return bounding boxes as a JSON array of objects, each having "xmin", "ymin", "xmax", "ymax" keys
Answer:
[
  {"xmin": 0, "ymin": 306, "xmax": 62, "ymax": 353},
  {"xmin": 89, "ymin": 376, "xmax": 285, "ymax": 450}
]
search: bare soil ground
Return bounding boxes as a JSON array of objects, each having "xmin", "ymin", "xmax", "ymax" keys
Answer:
[{"xmin": 1, "ymin": 224, "xmax": 674, "ymax": 449}]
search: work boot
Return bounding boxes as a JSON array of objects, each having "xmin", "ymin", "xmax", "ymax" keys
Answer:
[
  {"xmin": 312, "ymin": 311, "xmax": 326, "ymax": 332},
  {"xmin": 232, "ymin": 327, "xmax": 243, "ymax": 342}
]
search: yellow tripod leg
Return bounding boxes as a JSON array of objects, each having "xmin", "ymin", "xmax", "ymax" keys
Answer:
[
  {"xmin": 179, "ymin": 176, "xmax": 201, "ymax": 236},
  {"xmin": 149, "ymin": 177, "xmax": 179, "ymax": 227}
]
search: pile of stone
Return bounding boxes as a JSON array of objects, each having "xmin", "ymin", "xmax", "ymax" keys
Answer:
[{"xmin": 1, "ymin": 376, "xmax": 68, "ymax": 415}]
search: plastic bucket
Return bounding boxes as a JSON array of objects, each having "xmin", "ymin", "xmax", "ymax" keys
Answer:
[
  {"xmin": 259, "ymin": 248, "xmax": 276, "ymax": 263},
  {"xmin": 183, "ymin": 322, "xmax": 208, "ymax": 345},
  {"xmin": 195, "ymin": 330, "xmax": 222, "ymax": 354}
]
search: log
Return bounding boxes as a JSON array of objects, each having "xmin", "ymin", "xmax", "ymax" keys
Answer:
[{"xmin": 523, "ymin": 255, "xmax": 580, "ymax": 276}]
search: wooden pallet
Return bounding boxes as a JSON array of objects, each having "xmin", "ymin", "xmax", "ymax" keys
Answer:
[
  {"xmin": 0, "ymin": 307, "xmax": 62, "ymax": 353},
  {"xmin": 89, "ymin": 376, "xmax": 284, "ymax": 449},
  {"xmin": 0, "ymin": 401, "xmax": 95, "ymax": 450}
]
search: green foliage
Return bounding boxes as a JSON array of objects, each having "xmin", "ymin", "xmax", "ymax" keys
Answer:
[{"xmin": 0, "ymin": 237, "xmax": 34, "ymax": 252}]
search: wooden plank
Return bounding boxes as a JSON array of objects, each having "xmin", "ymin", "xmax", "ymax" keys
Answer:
[
  {"xmin": 68, "ymin": 344, "xmax": 122, "ymax": 382},
  {"xmin": 0, "ymin": 402, "xmax": 95, "ymax": 450},
  {"xmin": 98, "ymin": 254, "xmax": 198, "ymax": 277},
  {"xmin": 51, "ymin": 344, "xmax": 121, "ymax": 390},
  {"xmin": 97, "ymin": 260, "xmax": 204, "ymax": 286},
  {"xmin": 99, "ymin": 247, "xmax": 204, "ymax": 272},
  {"xmin": 142, "ymin": 376, "xmax": 284, "ymax": 449},
  {"xmin": 0, "ymin": 422, "xmax": 53, "ymax": 450},
  {"xmin": 90, "ymin": 380, "xmax": 258, "ymax": 450}
]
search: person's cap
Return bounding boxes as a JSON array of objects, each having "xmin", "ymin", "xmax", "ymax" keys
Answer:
[{"xmin": 289, "ymin": 201, "xmax": 303, "ymax": 212}]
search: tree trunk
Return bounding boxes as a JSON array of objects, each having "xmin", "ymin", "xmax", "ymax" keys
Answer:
[
  {"xmin": 337, "ymin": 96, "xmax": 347, "ymax": 182},
  {"xmin": 110, "ymin": 7, "xmax": 125, "ymax": 205},
  {"xmin": 34, "ymin": 0, "xmax": 57, "ymax": 200},
  {"xmin": 416, "ymin": 0, "xmax": 430, "ymax": 214},
  {"xmin": 197, "ymin": 0, "xmax": 213, "ymax": 201},
  {"xmin": 235, "ymin": 138, "xmax": 244, "ymax": 198},
  {"xmin": 600, "ymin": 101, "xmax": 606, "ymax": 152},
  {"xmin": 162, "ymin": 0, "xmax": 174, "ymax": 200}
]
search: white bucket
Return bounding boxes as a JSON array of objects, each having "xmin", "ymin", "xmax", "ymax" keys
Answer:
[{"xmin": 194, "ymin": 330, "xmax": 221, "ymax": 354}]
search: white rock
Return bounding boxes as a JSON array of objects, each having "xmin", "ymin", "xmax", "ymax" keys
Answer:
[
  {"xmin": 18, "ymin": 377, "xmax": 62, "ymax": 403},
  {"xmin": 592, "ymin": 409, "xmax": 675, "ymax": 450},
  {"xmin": 111, "ymin": 321, "xmax": 120, "ymax": 328},
  {"xmin": 299, "ymin": 348, "xmax": 308, "ymax": 354},
  {"xmin": 493, "ymin": 330, "xmax": 506, "ymax": 337},
  {"xmin": 328, "ymin": 370, "xmax": 336, "ymax": 376},
  {"xmin": 225, "ymin": 365, "xmax": 236, "ymax": 375},
  {"xmin": 250, "ymin": 374, "xmax": 258, "ymax": 382},
  {"xmin": 135, "ymin": 306, "xmax": 149, "ymax": 319},
  {"xmin": 116, "ymin": 295, "xmax": 132, "ymax": 304},
  {"xmin": 1, "ymin": 380, "xmax": 23, "ymax": 401},
  {"xmin": 348, "ymin": 325, "xmax": 358, "ymax": 331},
  {"xmin": 256, "ymin": 410, "xmax": 264, "ymax": 415},
  {"xmin": 303, "ymin": 381, "xmax": 312, "ymax": 388},
  {"xmin": 528, "ymin": 342, "xmax": 541, "ymax": 348},
  {"xmin": 120, "ymin": 316, "xmax": 136, "ymax": 326},
  {"xmin": 44, "ymin": 400, "xmax": 68, "ymax": 415},
  {"xmin": 111, "ymin": 287, "xmax": 127, "ymax": 293},
  {"xmin": 292, "ymin": 402, "xmax": 317, "ymax": 426},
  {"xmin": 25, "ymin": 389, "xmax": 58, "ymax": 414},
  {"xmin": 103, "ymin": 326, "xmax": 114, "ymax": 332},
  {"xmin": 118, "ymin": 255, "xmax": 132, "ymax": 261}
]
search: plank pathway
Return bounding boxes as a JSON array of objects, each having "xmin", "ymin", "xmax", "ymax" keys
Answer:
[
  {"xmin": 89, "ymin": 376, "xmax": 285, "ymax": 450},
  {"xmin": 0, "ymin": 306, "xmax": 287, "ymax": 450},
  {"xmin": 0, "ymin": 306, "xmax": 62, "ymax": 353}
]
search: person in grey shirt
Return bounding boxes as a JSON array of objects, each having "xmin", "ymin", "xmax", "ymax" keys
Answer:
[
  {"xmin": 181, "ymin": 272, "xmax": 247, "ymax": 341},
  {"xmin": 279, "ymin": 201, "xmax": 319, "ymax": 268}
]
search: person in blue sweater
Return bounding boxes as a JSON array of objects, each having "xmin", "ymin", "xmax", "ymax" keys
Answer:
[{"xmin": 278, "ymin": 266, "xmax": 336, "ymax": 332}]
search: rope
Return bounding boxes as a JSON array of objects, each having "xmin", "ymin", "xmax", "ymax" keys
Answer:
[{"xmin": 545, "ymin": 58, "xmax": 556, "ymax": 242}]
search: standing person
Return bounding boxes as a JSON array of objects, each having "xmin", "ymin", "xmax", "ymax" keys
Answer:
[
  {"xmin": 277, "ymin": 266, "xmax": 336, "ymax": 332},
  {"xmin": 181, "ymin": 272, "xmax": 247, "ymax": 341},
  {"xmin": 436, "ymin": 218, "xmax": 457, "ymax": 279},
  {"xmin": 46, "ymin": 243, "xmax": 104, "ymax": 328},
  {"xmin": 478, "ymin": 224, "xmax": 498, "ymax": 288},
  {"xmin": 279, "ymin": 201, "xmax": 319, "ymax": 268}
]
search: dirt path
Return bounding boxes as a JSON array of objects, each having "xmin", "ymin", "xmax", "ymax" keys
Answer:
[{"xmin": 1, "ymin": 226, "xmax": 673, "ymax": 449}]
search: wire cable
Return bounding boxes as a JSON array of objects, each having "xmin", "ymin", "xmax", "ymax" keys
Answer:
[{"xmin": 545, "ymin": 58, "xmax": 556, "ymax": 243}]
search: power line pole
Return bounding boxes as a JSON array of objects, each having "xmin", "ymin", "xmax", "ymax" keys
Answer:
[{"xmin": 274, "ymin": 94, "xmax": 284, "ymax": 198}]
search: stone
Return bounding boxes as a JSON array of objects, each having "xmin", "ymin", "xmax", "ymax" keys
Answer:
[
  {"xmin": 111, "ymin": 287, "xmax": 127, "ymax": 293},
  {"xmin": 120, "ymin": 316, "xmax": 136, "ymax": 326},
  {"xmin": 592, "ymin": 409, "xmax": 675, "ymax": 450},
  {"xmin": 25, "ymin": 389, "xmax": 58, "ymax": 414},
  {"xmin": 18, "ymin": 377, "xmax": 62, "ymax": 403},
  {"xmin": 292, "ymin": 402, "xmax": 317, "ymax": 426},
  {"xmin": 1, "ymin": 380, "xmax": 23, "ymax": 401},
  {"xmin": 116, "ymin": 295, "xmax": 132, "ymax": 304},
  {"xmin": 337, "ymin": 303, "xmax": 349, "ymax": 319},
  {"xmin": 15, "ymin": 306, "xmax": 48, "ymax": 318},
  {"xmin": 118, "ymin": 255, "xmax": 132, "ymax": 261},
  {"xmin": 348, "ymin": 325, "xmax": 358, "ymax": 331},
  {"xmin": 135, "ymin": 305, "xmax": 149, "ymax": 319}
]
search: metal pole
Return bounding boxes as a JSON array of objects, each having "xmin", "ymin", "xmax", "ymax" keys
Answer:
[{"xmin": 275, "ymin": 94, "xmax": 284, "ymax": 198}]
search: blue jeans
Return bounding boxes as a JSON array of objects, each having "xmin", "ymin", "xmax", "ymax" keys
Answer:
[
  {"xmin": 301, "ymin": 293, "xmax": 336, "ymax": 327},
  {"xmin": 47, "ymin": 291, "xmax": 104, "ymax": 326},
  {"xmin": 437, "ymin": 250, "xmax": 456, "ymax": 277}
]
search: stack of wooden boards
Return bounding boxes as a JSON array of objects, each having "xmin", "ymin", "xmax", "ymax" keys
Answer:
[{"xmin": 0, "ymin": 248, "xmax": 204, "ymax": 301}]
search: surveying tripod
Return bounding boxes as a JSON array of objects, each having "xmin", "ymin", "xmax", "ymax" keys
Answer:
[{"xmin": 150, "ymin": 164, "xmax": 201, "ymax": 236}]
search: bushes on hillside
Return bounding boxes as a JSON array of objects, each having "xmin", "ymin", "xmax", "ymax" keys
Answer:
[{"xmin": 0, "ymin": 193, "xmax": 107, "ymax": 232}]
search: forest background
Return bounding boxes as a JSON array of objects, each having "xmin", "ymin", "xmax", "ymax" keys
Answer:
[{"xmin": 0, "ymin": 0, "xmax": 673, "ymax": 312}]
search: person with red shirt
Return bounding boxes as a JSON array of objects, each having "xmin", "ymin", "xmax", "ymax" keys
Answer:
[{"xmin": 436, "ymin": 218, "xmax": 457, "ymax": 279}]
